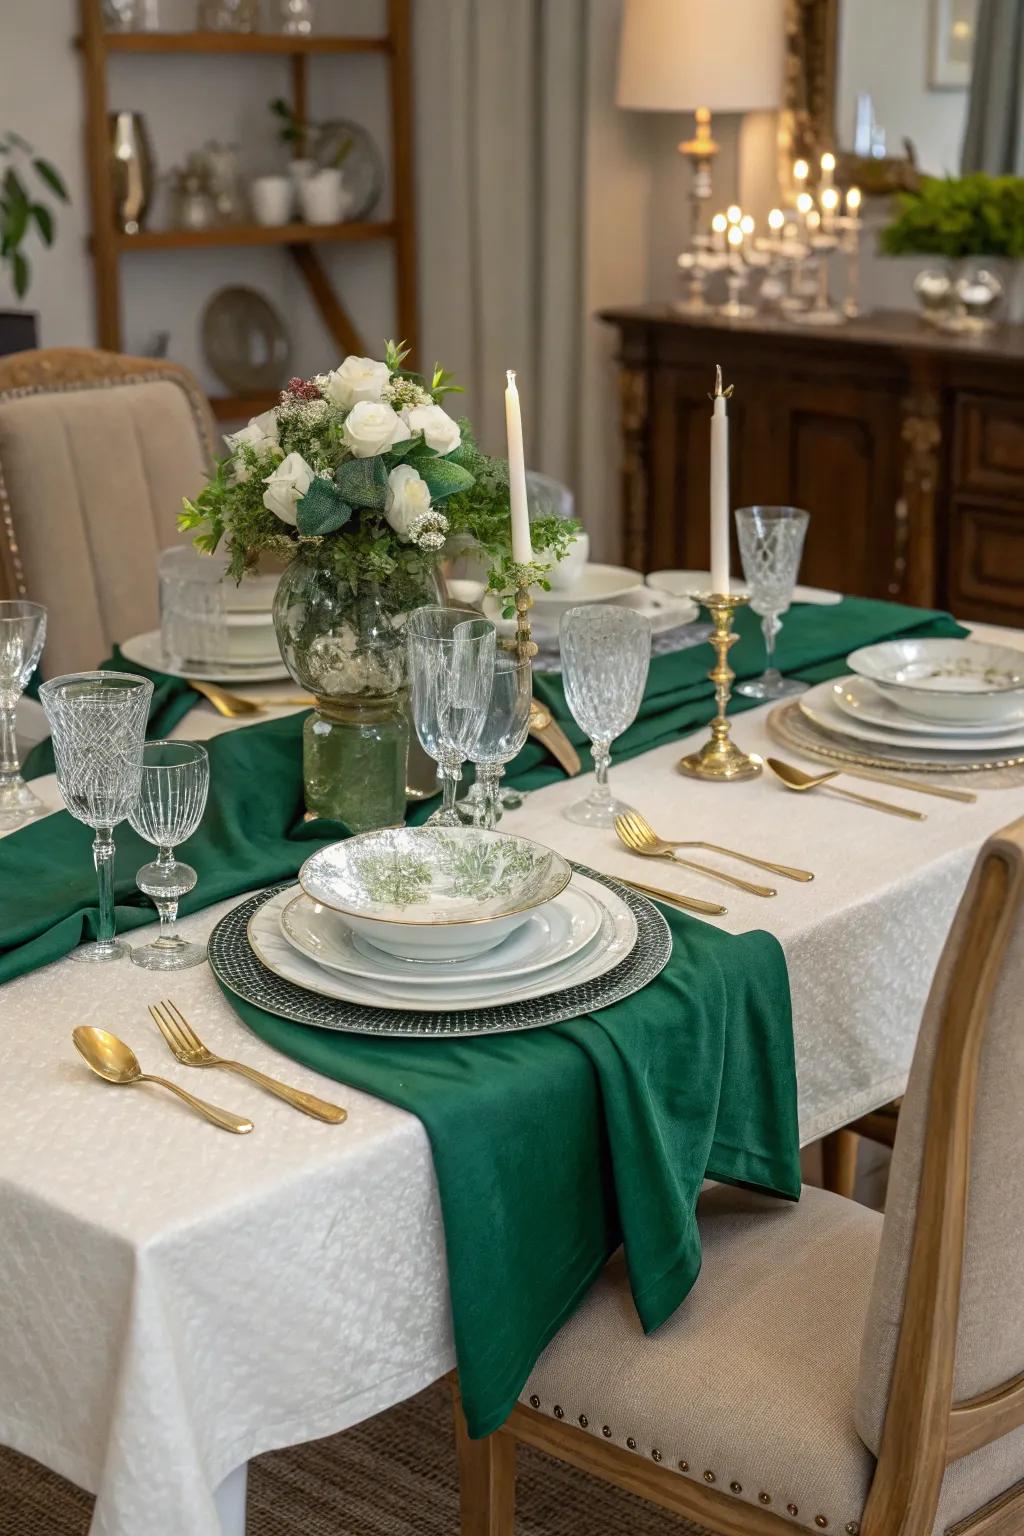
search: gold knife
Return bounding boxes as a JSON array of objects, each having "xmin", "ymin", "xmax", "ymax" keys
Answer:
[
  {"xmin": 529, "ymin": 700, "xmax": 581, "ymax": 776},
  {"xmin": 611, "ymin": 875, "xmax": 727, "ymax": 917},
  {"xmin": 833, "ymin": 763, "xmax": 977, "ymax": 804}
]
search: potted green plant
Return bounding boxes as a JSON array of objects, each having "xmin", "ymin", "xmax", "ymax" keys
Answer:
[
  {"xmin": 881, "ymin": 174, "xmax": 1024, "ymax": 329},
  {"xmin": 0, "ymin": 131, "xmax": 69, "ymax": 352}
]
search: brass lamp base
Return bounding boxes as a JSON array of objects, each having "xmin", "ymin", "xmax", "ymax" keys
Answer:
[{"xmin": 677, "ymin": 592, "xmax": 762, "ymax": 782}]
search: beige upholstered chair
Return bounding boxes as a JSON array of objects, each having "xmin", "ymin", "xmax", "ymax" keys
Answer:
[
  {"xmin": 454, "ymin": 818, "xmax": 1024, "ymax": 1536},
  {"xmin": 0, "ymin": 348, "xmax": 216, "ymax": 678}
]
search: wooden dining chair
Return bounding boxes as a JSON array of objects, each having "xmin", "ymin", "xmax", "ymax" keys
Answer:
[
  {"xmin": 453, "ymin": 816, "xmax": 1024, "ymax": 1536},
  {"xmin": 0, "ymin": 347, "xmax": 216, "ymax": 677}
]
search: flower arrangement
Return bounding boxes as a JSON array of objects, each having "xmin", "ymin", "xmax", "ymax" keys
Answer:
[
  {"xmin": 880, "ymin": 175, "xmax": 1024, "ymax": 261},
  {"xmin": 180, "ymin": 340, "xmax": 579, "ymax": 609}
]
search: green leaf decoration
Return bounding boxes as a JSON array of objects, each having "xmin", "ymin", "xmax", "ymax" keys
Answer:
[
  {"xmin": 296, "ymin": 479, "xmax": 353, "ymax": 536},
  {"xmin": 417, "ymin": 457, "xmax": 475, "ymax": 503},
  {"xmin": 335, "ymin": 454, "xmax": 389, "ymax": 510},
  {"xmin": 31, "ymin": 204, "xmax": 54, "ymax": 246},
  {"xmin": 386, "ymin": 435, "xmax": 417, "ymax": 460},
  {"xmin": 12, "ymin": 250, "xmax": 29, "ymax": 298},
  {"xmin": 32, "ymin": 158, "xmax": 68, "ymax": 202}
]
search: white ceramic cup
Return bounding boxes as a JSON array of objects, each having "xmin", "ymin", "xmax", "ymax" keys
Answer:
[
  {"xmin": 299, "ymin": 167, "xmax": 351, "ymax": 225},
  {"xmin": 288, "ymin": 158, "xmax": 316, "ymax": 184},
  {"xmin": 542, "ymin": 530, "xmax": 590, "ymax": 591},
  {"xmin": 250, "ymin": 175, "xmax": 293, "ymax": 227}
]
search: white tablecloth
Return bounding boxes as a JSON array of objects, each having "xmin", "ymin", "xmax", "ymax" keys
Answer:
[{"xmin": 4, "ymin": 643, "xmax": 1024, "ymax": 1536}]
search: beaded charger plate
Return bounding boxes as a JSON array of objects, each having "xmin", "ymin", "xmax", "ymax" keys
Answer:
[
  {"xmin": 208, "ymin": 866, "xmax": 672, "ymax": 1038},
  {"xmin": 768, "ymin": 701, "xmax": 1024, "ymax": 787}
]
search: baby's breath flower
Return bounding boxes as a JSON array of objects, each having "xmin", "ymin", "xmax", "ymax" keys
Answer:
[{"xmin": 382, "ymin": 378, "xmax": 432, "ymax": 411}]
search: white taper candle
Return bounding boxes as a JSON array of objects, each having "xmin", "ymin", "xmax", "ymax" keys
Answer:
[
  {"xmin": 710, "ymin": 365, "xmax": 730, "ymax": 596},
  {"xmin": 505, "ymin": 370, "xmax": 533, "ymax": 565}
]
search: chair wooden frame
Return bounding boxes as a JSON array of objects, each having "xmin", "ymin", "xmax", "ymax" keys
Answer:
[
  {"xmin": 452, "ymin": 828, "xmax": 1024, "ymax": 1536},
  {"xmin": 0, "ymin": 347, "xmax": 217, "ymax": 601}
]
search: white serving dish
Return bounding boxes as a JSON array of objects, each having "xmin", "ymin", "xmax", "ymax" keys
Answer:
[
  {"xmin": 830, "ymin": 675, "xmax": 1024, "ymax": 739},
  {"xmin": 799, "ymin": 679, "xmax": 1024, "ymax": 754},
  {"xmin": 120, "ymin": 629, "xmax": 290, "ymax": 683},
  {"xmin": 646, "ymin": 570, "xmax": 842, "ymax": 606},
  {"xmin": 846, "ymin": 638, "xmax": 1024, "ymax": 726},
  {"xmin": 298, "ymin": 827, "xmax": 572, "ymax": 963},
  {"xmin": 248, "ymin": 875, "xmax": 637, "ymax": 1013},
  {"xmin": 279, "ymin": 881, "xmax": 603, "ymax": 984},
  {"xmin": 529, "ymin": 563, "xmax": 644, "ymax": 618}
]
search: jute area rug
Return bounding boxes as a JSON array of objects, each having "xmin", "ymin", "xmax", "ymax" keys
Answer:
[{"xmin": 0, "ymin": 1379, "xmax": 710, "ymax": 1535}]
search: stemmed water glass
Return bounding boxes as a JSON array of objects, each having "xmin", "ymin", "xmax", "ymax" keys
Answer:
[
  {"xmin": 39, "ymin": 671, "xmax": 153, "ymax": 964},
  {"xmin": 0, "ymin": 600, "xmax": 48, "ymax": 830},
  {"xmin": 734, "ymin": 505, "xmax": 811, "ymax": 700},
  {"xmin": 407, "ymin": 607, "xmax": 496, "ymax": 827},
  {"xmin": 128, "ymin": 741, "xmax": 210, "ymax": 970},
  {"xmin": 465, "ymin": 651, "xmax": 534, "ymax": 829},
  {"xmin": 559, "ymin": 605, "xmax": 651, "ymax": 827}
]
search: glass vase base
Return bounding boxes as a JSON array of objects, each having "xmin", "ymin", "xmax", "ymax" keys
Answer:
[
  {"xmin": 736, "ymin": 674, "xmax": 808, "ymax": 700},
  {"xmin": 564, "ymin": 794, "xmax": 633, "ymax": 828},
  {"xmin": 130, "ymin": 937, "xmax": 208, "ymax": 971},
  {"xmin": 0, "ymin": 775, "xmax": 48, "ymax": 830},
  {"xmin": 426, "ymin": 806, "xmax": 465, "ymax": 828},
  {"xmin": 72, "ymin": 939, "xmax": 132, "ymax": 964}
]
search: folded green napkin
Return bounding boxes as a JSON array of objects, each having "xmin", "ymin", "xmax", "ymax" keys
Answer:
[{"xmin": 220, "ymin": 909, "xmax": 798, "ymax": 1437}]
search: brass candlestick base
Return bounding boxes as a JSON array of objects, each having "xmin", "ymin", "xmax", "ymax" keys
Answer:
[{"xmin": 677, "ymin": 592, "xmax": 763, "ymax": 782}]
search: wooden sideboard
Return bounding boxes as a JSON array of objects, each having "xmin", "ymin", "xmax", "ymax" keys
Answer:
[{"xmin": 601, "ymin": 306, "xmax": 1024, "ymax": 626}]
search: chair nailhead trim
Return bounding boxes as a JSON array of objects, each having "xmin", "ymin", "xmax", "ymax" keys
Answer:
[
  {"xmin": 651, "ymin": 1449, "xmax": 662, "ymax": 1462},
  {"xmin": 678, "ymin": 1460, "xmax": 689, "ymax": 1472},
  {"xmin": 626, "ymin": 1437, "xmax": 637, "ymax": 1450},
  {"xmin": 759, "ymin": 1493, "xmax": 772, "ymax": 1505},
  {"xmin": 787, "ymin": 1505, "xmax": 799, "ymax": 1517},
  {"xmin": 553, "ymin": 1406, "xmax": 564, "ymax": 1419},
  {"xmin": 815, "ymin": 1520, "xmax": 828, "ymax": 1530},
  {"xmin": 529, "ymin": 1396, "xmax": 540, "ymax": 1409},
  {"xmin": 730, "ymin": 1481, "xmax": 742, "ymax": 1494},
  {"xmin": 845, "ymin": 1525, "xmax": 859, "ymax": 1536},
  {"xmin": 703, "ymin": 1471, "xmax": 716, "ymax": 1483},
  {"xmin": 602, "ymin": 1426, "xmax": 612, "ymax": 1438},
  {"xmin": 578, "ymin": 1414, "xmax": 588, "ymax": 1428}
]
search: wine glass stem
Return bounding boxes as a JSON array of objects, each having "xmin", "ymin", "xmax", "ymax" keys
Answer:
[
  {"xmin": 590, "ymin": 739, "xmax": 612, "ymax": 808},
  {"xmin": 154, "ymin": 846, "xmax": 180, "ymax": 948},
  {"xmin": 0, "ymin": 702, "xmax": 19, "ymax": 783},
  {"xmin": 761, "ymin": 612, "xmax": 782, "ymax": 685},
  {"xmin": 474, "ymin": 764, "xmax": 502, "ymax": 829},
  {"xmin": 93, "ymin": 827, "xmax": 117, "ymax": 948},
  {"xmin": 441, "ymin": 755, "xmax": 461, "ymax": 816}
]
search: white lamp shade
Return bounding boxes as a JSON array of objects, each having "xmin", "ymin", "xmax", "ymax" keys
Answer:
[{"xmin": 617, "ymin": 0, "xmax": 787, "ymax": 114}]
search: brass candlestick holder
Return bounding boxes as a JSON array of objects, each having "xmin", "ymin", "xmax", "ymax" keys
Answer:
[
  {"xmin": 514, "ymin": 582, "xmax": 539, "ymax": 664},
  {"xmin": 677, "ymin": 592, "xmax": 762, "ymax": 781}
]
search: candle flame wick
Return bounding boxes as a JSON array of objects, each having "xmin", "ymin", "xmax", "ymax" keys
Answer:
[
  {"xmin": 506, "ymin": 369, "xmax": 517, "ymax": 390},
  {"xmin": 709, "ymin": 364, "xmax": 734, "ymax": 402}
]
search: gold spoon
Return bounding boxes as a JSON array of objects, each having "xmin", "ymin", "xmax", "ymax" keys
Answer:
[
  {"xmin": 187, "ymin": 680, "xmax": 315, "ymax": 718},
  {"xmin": 766, "ymin": 758, "xmax": 926, "ymax": 821},
  {"xmin": 72, "ymin": 1026, "xmax": 254, "ymax": 1134}
]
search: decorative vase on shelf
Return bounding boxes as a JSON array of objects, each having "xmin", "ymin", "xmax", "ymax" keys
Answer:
[
  {"xmin": 108, "ymin": 112, "xmax": 154, "ymax": 235},
  {"xmin": 272, "ymin": 547, "xmax": 443, "ymax": 831}
]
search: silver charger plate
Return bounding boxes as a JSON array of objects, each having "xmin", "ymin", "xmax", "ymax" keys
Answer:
[{"xmin": 208, "ymin": 865, "xmax": 672, "ymax": 1038}]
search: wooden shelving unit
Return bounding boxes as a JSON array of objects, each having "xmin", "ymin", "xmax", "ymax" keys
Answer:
[{"xmin": 77, "ymin": 0, "xmax": 417, "ymax": 418}]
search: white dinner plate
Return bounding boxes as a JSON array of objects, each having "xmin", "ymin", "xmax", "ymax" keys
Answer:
[
  {"xmin": 120, "ymin": 629, "xmax": 290, "ymax": 683},
  {"xmin": 646, "ymin": 570, "xmax": 842, "ymax": 606},
  {"xmin": 529, "ymin": 563, "xmax": 644, "ymax": 616},
  {"xmin": 279, "ymin": 880, "xmax": 604, "ymax": 985},
  {"xmin": 248, "ymin": 875, "xmax": 638, "ymax": 1013},
  {"xmin": 830, "ymin": 675, "xmax": 1024, "ymax": 739},
  {"xmin": 799, "ymin": 679, "xmax": 1024, "ymax": 753}
]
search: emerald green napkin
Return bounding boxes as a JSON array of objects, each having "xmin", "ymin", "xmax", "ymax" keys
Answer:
[{"xmin": 221, "ymin": 909, "xmax": 798, "ymax": 1437}]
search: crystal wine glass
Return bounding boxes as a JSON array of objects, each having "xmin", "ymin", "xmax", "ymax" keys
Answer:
[
  {"xmin": 128, "ymin": 741, "xmax": 210, "ymax": 970},
  {"xmin": 407, "ymin": 607, "xmax": 496, "ymax": 827},
  {"xmin": 734, "ymin": 506, "xmax": 811, "ymax": 700},
  {"xmin": 559, "ymin": 605, "xmax": 651, "ymax": 827},
  {"xmin": 0, "ymin": 600, "xmax": 47, "ymax": 831},
  {"xmin": 465, "ymin": 651, "xmax": 534, "ymax": 829},
  {"xmin": 38, "ymin": 671, "xmax": 153, "ymax": 964}
]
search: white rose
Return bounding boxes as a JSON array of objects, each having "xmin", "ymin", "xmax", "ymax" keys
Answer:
[
  {"xmin": 224, "ymin": 406, "xmax": 279, "ymax": 456},
  {"xmin": 341, "ymin": 400, "xmax": 411, "ymax": 459},
  {"xmin": 323, "ymin": 355, "xmax": 391, "ymax": 409},
  {"xmin": 404, "ymin": 402, "xmax": 461, "ymax": 456},
  {"xmin": 385, "ymin": 463, "xmax": 433, "ymax": 540},
  {"xmin": 262, "ymin": 451, "xmax": 314, "ymax": 525}
]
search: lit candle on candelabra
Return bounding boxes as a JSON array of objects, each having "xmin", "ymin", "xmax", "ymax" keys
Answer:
[
  {"xmin": 504, "ymin": 370, "xmax": 532, "ymax": 566},
  {"xmin": 793, "ymin": 158, "xmax": 809, "ymax": 189},
  {"xmin": 726, "ymin": 204, "xmax": 742, "ymax": 226},
  {"xmin": 820, "ymin": 185, "xmax": 840, "ymax": 233},
  {"xmin": 768, "ymin": 207, "xmax": 785, "ymax": 234},
  {"xmin": 711, "ymin": 211, "xmax": 728, "ymax": 251},
  {"xmin": 846, "ymin": 185, "xmax": 862, "ymax": 220},
  {"xmin": 709, "ymin": 365, "xmax": 731, "ymax": 596},
  {"xmin": 739, "ymin": 214, "xmax": 755, "ymax": 236},
  {"xmin": 796, "ymin": 190, "xmax": 813, "ymax": 237},
  {"xmin": 806, "ymin": 208, "xmax": 821, "ymax": 236},
  {"xmin": 820, "ymin": 151, "xmax": 836, "ymax": 191}
]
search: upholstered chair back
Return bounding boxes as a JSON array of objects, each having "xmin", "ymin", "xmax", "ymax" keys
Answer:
[
  {"xmin": 855, "ymin": 817, "xmax": 1024, "ymax": 1530},
  {"xmin": 0, "ymin": 349, "xmax": 216, "ymax": 678}
]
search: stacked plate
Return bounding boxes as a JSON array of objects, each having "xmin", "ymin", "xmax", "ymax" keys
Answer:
[
  {"xmin": 795, "ymin": 637, "xmax": 1024, "ymax": 768},
  {"xmin": 209, "ymin": 826, "xmax": 672, "ymax": 1038}
]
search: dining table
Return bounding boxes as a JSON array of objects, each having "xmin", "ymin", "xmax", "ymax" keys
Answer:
[{"xmin": 2, "ymin": 610, "xmax": 1023, "ymax": 1536}]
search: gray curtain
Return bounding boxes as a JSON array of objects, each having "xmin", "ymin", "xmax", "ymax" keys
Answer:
[
  {"xmin": 413, "ymin": 0, "xmax": 587, "ymax": 486},
  {"xmin": 961, "ymin": 0, "xmax": 1024, "ymax": 174}
]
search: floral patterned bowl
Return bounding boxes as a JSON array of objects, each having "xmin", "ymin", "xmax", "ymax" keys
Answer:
[
  {"xmin": 847, "ymin": 638, "xmax": 1024, "ymax": 726},
  {"xmin": 298, "ymin": 828, "xmax": 573, "ymax": 962}
]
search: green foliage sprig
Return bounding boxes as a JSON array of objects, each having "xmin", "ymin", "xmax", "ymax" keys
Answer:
[
  {"xmin": 0, "ymin": 132, "xmax": 69, "ymax": 299},
  {"xmin": 881, "ymin": 175, "xmax": 1024, "ymax": 261}
]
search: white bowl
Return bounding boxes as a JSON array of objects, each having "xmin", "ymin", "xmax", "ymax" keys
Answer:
[
  {"xmin": 298, "ymin": 827, "xmax": 572, "ymax": 962},
  {"xmin": 530, "ymin": 563, "xmax": 643, "ymax": 619},
  {"xmin": 846, "ymin": 638, "xmax": 1024, "ymax": 726}
]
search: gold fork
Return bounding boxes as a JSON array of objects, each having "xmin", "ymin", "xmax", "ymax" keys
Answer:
[
  {"xmin": 615, "ymin": 815, "xmax": 777, "ymax": 898},
  {"xmin": 617, "ymin": 809, "xmax": 814, "ymax": 883},
  {"xmin": 149, "ymin": 1000, "xmax": 347, "ymax": 1123}
]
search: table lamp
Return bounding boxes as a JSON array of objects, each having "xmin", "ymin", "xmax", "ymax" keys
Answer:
[{"xmin": 617, "ymin": 0, "xmax": 786, "ymax": 240}]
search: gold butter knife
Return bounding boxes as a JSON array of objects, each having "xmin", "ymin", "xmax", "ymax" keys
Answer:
[{"xmin": 610, "ymin": 875, "xmax": 727, "ymax": 917}]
